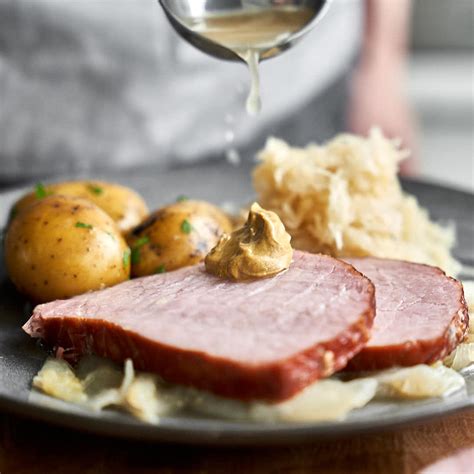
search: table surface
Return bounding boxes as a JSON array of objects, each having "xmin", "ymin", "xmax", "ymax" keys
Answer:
[{"xmin": 0, "ymin": 410, "xmax": 473, "ymax": 474}]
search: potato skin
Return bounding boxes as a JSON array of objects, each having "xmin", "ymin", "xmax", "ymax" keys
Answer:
[
  {"xmin": 11, "ymin": 180, "xmax": 148, "ymax": 233},
  {"xmin": 127, "ymin": 200, "xmax": 232, "ymax": 277},
  {"xmin": 5, "ymin": 195, "xmax": 130, "ymax": 303}
]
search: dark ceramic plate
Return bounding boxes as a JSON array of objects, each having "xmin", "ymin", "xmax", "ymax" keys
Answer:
[{"xmin": 0, "ymin": 162, "xmax": 473, "ymax": 446}]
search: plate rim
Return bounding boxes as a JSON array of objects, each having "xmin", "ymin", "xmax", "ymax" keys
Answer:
[{"xmin": 1, "ymin": 387, "xmax": 474, "ymax": 446}]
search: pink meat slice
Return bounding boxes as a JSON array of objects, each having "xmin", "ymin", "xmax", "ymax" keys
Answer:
[
  {"xmin": 345, "ymin": 257, "xmax": 469, "ymax": 370},
  {"xmin": 23, "ymin": 251, "xmax": 375, "ymax": 401},
  {"xmin": 420, "ymin": 448, "xmax": 474, "ymax": 474}
]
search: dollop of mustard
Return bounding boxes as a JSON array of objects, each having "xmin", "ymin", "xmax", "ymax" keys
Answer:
[{"xmin": 205, "ymin": 202, "xmax": 293, "ymax": 280}]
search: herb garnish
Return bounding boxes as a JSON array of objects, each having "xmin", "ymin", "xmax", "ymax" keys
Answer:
[
  {"xmin": 35, "ymin": 183, "xmax": 51, "ymax": 199},
  {"xmin": 123, "ymin": 248, "xmax": 131, "ymax": 269},
  {"xmin": 131, "ymin": 236, "xmax": 150, "ymax": 265},
  {"xmin": 131, "ymin": 248, "xmax": 140, "ymax": 265},
  {"xmin": 88, "ymin": 184, "xmax": 104, "ymax": 195},
  {"xmin": 9, "ymin": 207, "xmax": 18, "ymax": 221},
  {"xmin": 75, "ymin": 222, "xmax": 93, "ymax": 230},
  {"xmin": 180, "ymin": 219, "xmax": 192, "ymax": 234},
  {"xmin": 134, "ymin": 236, "xmax": 150, "ymax": 248},
  {"xmin": 176, "ymin": 195, "xmax": 189, "ymax": 202},
  {"xmin": 155, "ymin": 264, "xmax": 166, "ymax": 274}
]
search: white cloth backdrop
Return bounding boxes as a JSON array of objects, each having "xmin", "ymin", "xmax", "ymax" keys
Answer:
[{"xmin": 0, "ymin": 0, "xmax": 362, "ymax": 179}]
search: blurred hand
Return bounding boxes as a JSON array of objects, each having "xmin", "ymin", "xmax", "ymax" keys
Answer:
[{"xmin": 348, "ymin": 56, "xmax": 419, "ymax": 176}]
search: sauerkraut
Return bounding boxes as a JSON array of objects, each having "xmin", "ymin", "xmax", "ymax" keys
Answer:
[
  {"xmin": 253, "ymin": 129, "xmax": 460, "ymax": 275},
  {"xmin": 31, "ymin": 356, "xmax": 465, "ymax": 425},
  {"xmin": 375, "ymin": 363, "xmax": 465, "ymax": 399}
]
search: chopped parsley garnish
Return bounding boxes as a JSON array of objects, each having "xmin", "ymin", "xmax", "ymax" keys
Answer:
[
  {"xmin": 88, "ymin": 184, "xmax": 104, "ymax": 195},
  {"xmin": 35, "ymin": 183, "xmax": 51, "ymax": 199},
  {"xmin": 106, "ymin": 231, "xmax": 116, "ymax": 240},
  {"xmin": 123, "ymin": 248, "xmax": 131, "ymax": 269},
  {"xmin": 75, "ymin": 222, "xmax": 93, "ymax": 230},
  {"xmin": 134, "ymin": 236, "xmax": 150, "ymax": 248},
  {"xmin": 180, "ymin": 219, "xmax": 192, "ymax": 234},
  {"xmin": 176, "ymin": 195, "xmax": 189, "ymax": 202},
  {"xmin": 9, "ymin": 207, "xmax": 18, "ymax": 221},
  {"xmin": 131, "ymin": 248, "xmax": 140, "ymax": 265},
  {"xmin": 155, "ymin": 264, "xmax": 166, "ymax": 274},
  {"xmin": 130, "ymin": 236, "xmax": 150, "ymax": 265}
]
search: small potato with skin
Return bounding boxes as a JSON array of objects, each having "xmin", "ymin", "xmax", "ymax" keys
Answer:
[
  {"xmin": 127, "ymin": 200, "xmax": 232, "ymax": 277},
  {"xmin": 11, "ymin": 180, "xmax": 148, "ymax": 233},
  {"xmin": 5, "ymin": 195, "xmax": 131, "ymax": 303}
]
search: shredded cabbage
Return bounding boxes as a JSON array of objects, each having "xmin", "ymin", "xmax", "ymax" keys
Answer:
[
  {"xmin": 375, "ymin": 364, "xmax": 465, "ymax": 399},
  {"xmin": 32, "ymin": 358, "xmax": 86, "ymax": 404},
  {"xmin": 32, "ymin": 356, "xmax": 466, "ymax": 425},
  {"xmin": 253, "ymin": 129, "xmax": 460, "ymax": 276}
]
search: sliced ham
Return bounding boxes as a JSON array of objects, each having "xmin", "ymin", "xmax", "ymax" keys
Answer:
[
  {"xmin": 23, "ymin": 251, "xmax": 375, "ymax": 402},
  {"xmin": 420, "ymin": 448, "xmax": 474, "ymax": 474},
  {"xmin": 345, "ymin": 258, "xmax": 469, "ymax": 370}
]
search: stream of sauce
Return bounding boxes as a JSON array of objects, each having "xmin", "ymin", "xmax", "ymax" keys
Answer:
[{"xmin": 185, "ymin": 7, "xmax": 314, "ymax": 115}]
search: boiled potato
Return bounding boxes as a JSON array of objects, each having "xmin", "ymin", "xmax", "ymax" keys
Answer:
[
  {"xmin": 5, "ymin": 195, "xmax": 131, "ymax": 302},
  {"xmin": 127, "ymin": 200, "xmax": 232, "ymax": 277},
  {"xmin": 11, "ymin": 180, "xmax": 148, "ymax": 233}
]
